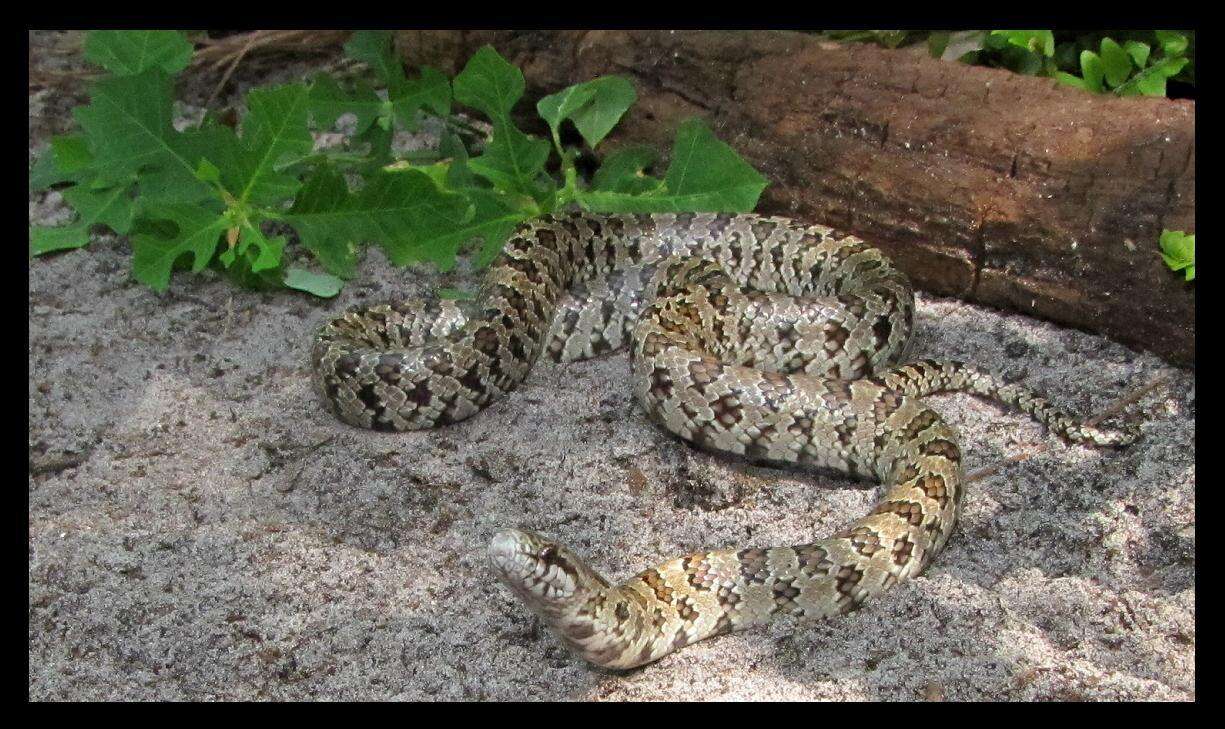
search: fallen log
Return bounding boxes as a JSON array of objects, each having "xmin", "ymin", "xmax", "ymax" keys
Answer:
[{"xmin": 395, "ymin": 30, "xmax": 1195, "ymax": 365}]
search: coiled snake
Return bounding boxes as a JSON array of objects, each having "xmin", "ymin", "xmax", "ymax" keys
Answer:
[{"xmin": 311, "ymin": 212, "xmax": 1134, "ymax": 670}]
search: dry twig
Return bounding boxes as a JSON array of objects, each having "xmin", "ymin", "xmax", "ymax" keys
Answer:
[
  {"xmin": 190, "ymin": 30, "xmax": 351, "ymax": 69},
  {"xmin": 30, "ymin": 30, "xmax": 353, "ymax": 92}
]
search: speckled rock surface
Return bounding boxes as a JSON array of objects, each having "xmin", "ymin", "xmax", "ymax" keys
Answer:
[{"xmin": 29, "ymin": 31, "xmax": 1194, "ymax": 701}]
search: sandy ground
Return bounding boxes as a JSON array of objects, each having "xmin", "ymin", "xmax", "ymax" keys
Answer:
[{"xmin": 29, "ymin": 33, "xmax": 1194, "ymax": 701}]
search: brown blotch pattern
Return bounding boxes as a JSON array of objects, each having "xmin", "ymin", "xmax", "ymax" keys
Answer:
[
  {"xmin": 641, "ymin": 569, "xmax": 675, "ymax": 605},
  {"xmin": 315, "ymin": 211, "xmax": 1128, "ymax": 670},
  {"xmin": 737, "ymin": 548, "xmax": 772, "ymax": 585}
]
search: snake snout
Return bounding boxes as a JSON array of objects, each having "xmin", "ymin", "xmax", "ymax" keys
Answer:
[
  {"xmin": 488, "ymin": 529, "xmax": 530, "ymax": 569},
  {"xmin": 488, "ymin": 529, "xmax": 585, "ymax": 602},
  {"xmin": 488, "ymin": 529, "xmax": 550, "ymax": 580}
]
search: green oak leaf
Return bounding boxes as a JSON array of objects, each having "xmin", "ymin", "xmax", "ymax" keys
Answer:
[
  {"xmin": 73, "ymin": 69, "xmax": 176, "ymax": 184},
  {"xmin": 284, "ymin": 268, "xmax": 343, "ymax": 298},
  {"xmin": 453, "ymin": 189, "xmax": 531, "ymax": 267},
  {"xmin": 440, "ymin": 131, "xmax": 479, "ymax": 190},
  {"xmin": 194, "ymin": 158, "xmax": 221, "ymax": 184},
  {"xmin": 50, "ymin": 135, "xmax": 94, "ymax": 175},
  {"xmin": 230, "ymin": 84, "xmax": 314, "ymax": 205},
  {"xmin": 131, "ymin": 204, "xmax": 229, "ymax": 291},
  {"xmin": 591, "ymin": 145, "xmax": 661, "ymax": 195},
  {"xmin": 453, "ymin": 45, "xmax": 524, "ymax": 121},
  {"xmin": 453, "ymin": 46, "xmax": 552, "ymax": 205},
  {"xmin": 466, "ymin": 120, "xmax": 551, "ymax": 202},
  {"xmin": 389, "ymin": 66, "xmax": 451, "ymax": 130},
  {"xmin": 29, "ymin": 225, "xmax": 91, "ymax": 257},
  {"xmin": 83, "ymin": 30, "xmax": 193, "ymax": 76},
  {"xmin": 342, "ymin": 31, "xmax": 450, "ymax": 130},
  {"xmin": 282, "ymin": 165, "xmax": 354, "ymax": 275},
  {"xmin": 138, "ymin": 123, "xmax": 236, "ymax": 205},
  {"xmin": 355, "ymin": 120, "xmax": 395, "ymax": 168},
  {"xmin": 30, "ymin": 135, "xmax": 94, "ymax": 191},
  {"xmin": 218, "ymin": 221, "xmax": 284, "ymax": 274},
  {"xmin": 219, "ymin": 244, "xmax": 285, "ymax": 291},
  {"xmin": 308, "ymin": 73, "xmax": 382, "ymax": 136},
  {"xmin": 344, "ymin": 31, "xmax": 408, "ymax": 96},
  {"xmin": 404, "ymin": 161, "xmax": 451, "ymax": 188},
  {"xmin": 30, "ymin": 182, "xmax": 138, "ymax": 257},
  {"xmin": 62, "ymin": 182, "xmax": 137, "ymax": 234},
  {"xmin": 579, "ymin": 118, "xmax": 767, "ymax": 213},
  {"xmin": 537, "ymin": 76, "xmax": 636, "ymax": 151},
  {"xmin": 536, "ymin": 85, "xmax": 596, "ymax": 144},
  {"xmin": 73, "ymin": 69, "xmax": 214, "ymax": 203},
  {"xmin": 285, "ymin": 166, "xmax": 475, "ymax": 276},
  {"xmin": 30, "ymin": 150, "xmax": 66, "ymax": 192}
]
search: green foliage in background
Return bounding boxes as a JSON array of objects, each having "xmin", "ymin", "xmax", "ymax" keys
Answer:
[
  {"xmin": 821, "ymin": 30, "xmax": 1195, "ymax": 97},
  {"xmin": 30, "ymin": 31, "xmax": 768, "ymax": 297},
  {"xmin": 929, "ymin": 30, "xmax": 1193, "ymax": 97}
]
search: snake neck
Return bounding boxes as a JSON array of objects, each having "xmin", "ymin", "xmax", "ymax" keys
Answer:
[
  {"xmin": 536, "ymin": 569, "xmax": 734, "ymax": 671},
  {"xmin": 510, "ymin": 398, "xmax": 968, "ymax": 671}
]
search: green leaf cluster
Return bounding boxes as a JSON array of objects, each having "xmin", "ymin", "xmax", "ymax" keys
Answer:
[
  {"xmin": 927, "ymin": 30, "xmax": 1193, "ymax": 97},
  {"xmin": 1160, "ymin": 229, "xmax": 1194, "ymax": 281},
  {"xmin": 30, "ymin": 31, "xmax": 768, "ymax": 297},
  {"xmin": 820, "ymin": 30, "xmax": 1194, "ymax": 98}
]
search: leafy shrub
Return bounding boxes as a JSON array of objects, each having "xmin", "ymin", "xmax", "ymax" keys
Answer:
[
  {"xmin": 820, "ymin": 30, "xmax": 1195, "ymax": 97},
  {"xmin": 29, "ymin": 31, "xmax": 768, "ymax": 297},
  {"xmin": 930, "ymin": 30, "xmax": 1193, "ymax": 97}
]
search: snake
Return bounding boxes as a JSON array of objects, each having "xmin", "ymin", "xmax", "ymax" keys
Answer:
[{"xmin": 311, "ymin": 211, "xmax": 1135, "ymax": 670}]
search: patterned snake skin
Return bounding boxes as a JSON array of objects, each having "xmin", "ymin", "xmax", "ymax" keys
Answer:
[{"xmin": 311, "ymin": 212, "xmax": 1135, "ymax": 670}]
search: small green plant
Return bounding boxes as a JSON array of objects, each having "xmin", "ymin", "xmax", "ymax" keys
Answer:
[
  {"xmin": 929, "ymin": 30, "xmax": 1193, "ymax": 97},
  {"xmin": 29, "ymin": 31, "xmax": 768, "ymax": 297},
  {"xmin": 819, "ymin": 30, "xmax": 1194, "ymax": 97},
  {"xmin": 1160, "ymin": 229, "xmax": 1195, "ymax": 281}
]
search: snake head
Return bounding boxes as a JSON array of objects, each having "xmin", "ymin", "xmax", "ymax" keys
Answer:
[{"xmin": 489, "ymin": 529, "xmax": 608, "ymax": 608}]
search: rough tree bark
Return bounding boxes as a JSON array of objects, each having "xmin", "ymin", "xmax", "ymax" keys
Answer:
[{"xmin": 395, "ymin": 30, "xmax": 1195, "ymax": 366}]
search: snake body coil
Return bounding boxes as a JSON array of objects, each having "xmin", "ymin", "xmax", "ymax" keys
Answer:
[{"xmin": 312, "ymin": 212, "xmax": 1133, "ymax": 669}]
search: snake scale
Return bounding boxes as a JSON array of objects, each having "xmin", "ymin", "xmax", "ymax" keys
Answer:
[{"xmin": 311, "ymin": 211, "xmax": 1134, "ymax": 670}]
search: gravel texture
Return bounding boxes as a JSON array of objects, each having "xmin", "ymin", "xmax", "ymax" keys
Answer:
[{"xmin": 29, "ymin": 31, "xmax": 1194, "ymax": 701}]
